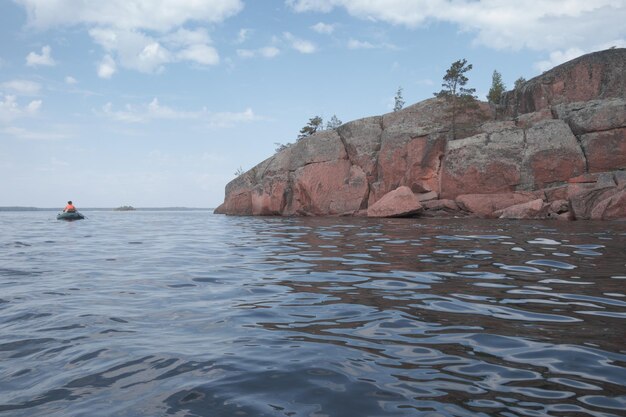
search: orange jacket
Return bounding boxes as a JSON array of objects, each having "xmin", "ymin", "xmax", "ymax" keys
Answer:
[{"xmin": 64, "ymin": 204, "xmax": 76, "ymax": 212}]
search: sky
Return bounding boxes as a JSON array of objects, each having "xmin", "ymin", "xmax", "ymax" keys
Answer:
[{"xmin": 1, "ymin": 0, "xmax": 625, "ymax": 208}]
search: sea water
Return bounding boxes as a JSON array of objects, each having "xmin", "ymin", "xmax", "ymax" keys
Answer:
[{"xmin": 1, "ymin": 210, "xmax": 625, "ymax": 417}]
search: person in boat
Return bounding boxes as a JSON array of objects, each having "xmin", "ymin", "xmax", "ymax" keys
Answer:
[{"xmin": 63, "ymin": 201, "xmax": 77, "ymax": 212}]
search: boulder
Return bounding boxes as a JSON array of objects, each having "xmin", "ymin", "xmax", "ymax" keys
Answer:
[
  {"xmin": 456, "ymin": 192, "xmax": 542, "ymax": 218},
  {"xmin": 590, "ymin": 188, "xmax": 626, "ymax": 220},
  {"xmin": 569, "ymin": 185, "xmax": 618, "ymax": 220},
  {"xmin": 495, "ymin": 198, "xmax": 547, "ymax": 219},
  {"xmin": 416, "ymin": 191, "xmax": 438, "ymax": 202},
  {"xmin": 422, "ymin": 199, "xmax": 460, "ymax": 212},
  {"xmin": 367, "ymin": 186, "xmax": 422, "ymax": 218}
]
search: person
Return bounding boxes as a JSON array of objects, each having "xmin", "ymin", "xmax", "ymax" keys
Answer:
[{"xmin": 63, "ymin": 201, "xmax": 76, "ymax": 212}]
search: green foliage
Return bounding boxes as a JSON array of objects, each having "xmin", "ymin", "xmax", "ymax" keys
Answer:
[
  {"xmin": 234, "ymin": 166, "xmax": 244, "ymax": 176},
  {"xmin": 298, "ymin": 115, "xmax": 323, "ymax": 140},
  {"xmin": 326, "ymin": 114, "xmax": 342, "ymax": 130},
  {"xmin": 514, "ymin": 77, "xmax": 526, "ymax": 89},
  {"xmin": 487, "ymin": 70, "xmax": 506, "ymax": 104},
  {"xmin": 434, "ymin": 58, "xmax": 477, "ymax": 139},
  {"xmin": 393, "ymin": 86, "xmax": 405, "ymax": 112},
  {"xmin": 274, "ymin": 142, "xmax": 291, "ymax": 153}
]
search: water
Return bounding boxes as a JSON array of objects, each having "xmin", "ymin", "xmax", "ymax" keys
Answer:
[{"xmin": 1, "ymin": 211, "xmax": 625, "ymax": 417}]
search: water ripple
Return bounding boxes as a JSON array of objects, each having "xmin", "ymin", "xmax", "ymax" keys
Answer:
[{"xmin": 0, "ymin": 212, "xmax": 624, "ymax": 417}]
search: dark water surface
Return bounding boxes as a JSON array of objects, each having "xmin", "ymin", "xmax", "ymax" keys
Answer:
[{"xmin": 1, "ymin": 211, "xmax": 625, "ymax": 417}]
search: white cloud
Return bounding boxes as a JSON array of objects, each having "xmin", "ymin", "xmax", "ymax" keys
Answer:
[
  {"xmin": 206, "ymin": 108, "xmax": 260, "ymax": 128},
  {"xmin": 347, "ymin": 38, "xmax": 375, "ymax": 49},
  {"xmin": 286, "ymin": 0, "xmax": 336, "ymax": 13},
  {"xmin": 0, "ymin": 94, "xmax": 42, "ymax": 123},
  {"xmin": 97, "ymin": 55, "xmax": 117, "ymax": 79},
  {"xmin": 91, "ymin": 29, "xmax": 172, "ymax": 74},
  {"xmin": 2, "ymin": 126, "xmax": 70, "ymax": 140},
  {"xmin": 237, "ymin": 46, "xmax": 280, "ymax": 59},
  {"xmin": 534, "ymin": 47, "xmax": 586, "ymax": 72},
  {"xmin": 65, "ymin": 76, "xmax": 78, "ymax": 84},
  {"xmin": 26, "ymin": 45, "xmax": 56, "ymax": 67},
  {"xmin": 16, "ymin": 0, "xmax": 244, "ymax": 32},
  {"xmin": 1, "ymin": 80, "xmax": 41, "ymax": 95},
  {"xmin": 177, "ymin": 44, "xmax": 220, "ymax": 66},
  {"xmin": 26, "ymin": 100, "xmax": 42, "ymax": 112},
  {"xmin": 311, "ymin": 22, "xmax": 335, "ymax": 34},
  {"xmin": 101, "ymin": 98, "xmax": 262, "ymax": 128},
  {"xmin": 283, "ymin": 32, "xmax": 317, "ymax": 54},
  {"xmin": 90, "ymin": 27, "xmax": 220, "ymax": 74},
  {"xmin": 15, "ymin": 1, "xmax": 242, "ymax": 75},
  {"xmin": 286, "ymin": 0, "xmax": 626, "ymax": 53},
  {"xmin": 163, "ymin": 28, "xmax": 212, "ymax": 50},
  {"xmin": 347, "ymin": 38, "xmax": 397, "ymax": 50},
  {"xmin": 236, "ymin": 28, "xmax": 252, "ymax": 43}
]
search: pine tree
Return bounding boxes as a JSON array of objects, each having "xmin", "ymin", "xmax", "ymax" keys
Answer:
[
  {"xmin": 326, "ymin": 114, "xmax": 342, "ymax": 130},
  {"xmin": 434, "ymin": 59, "xmax": 477, "ymax": 139},
  {"xmin": 393, "ymin": 86, "xmax": 405, "ymax": 112},
  {"xmin": 487, "ymin": 70, "xmax": 506, "ymax": 104},
  {"xmin": 297, "ymin": 116, "xmax": 323, "ymax": 140},
  {"xmin": 514, "ymin": 77, "xmax": 526, "ymax": 89}
]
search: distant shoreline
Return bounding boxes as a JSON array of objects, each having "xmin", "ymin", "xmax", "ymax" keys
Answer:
[{"xmin": 0, "ymin": 207, "xmax": 214, "ymax": 212}]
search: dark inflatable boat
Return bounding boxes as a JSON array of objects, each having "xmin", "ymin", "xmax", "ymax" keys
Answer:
[{"xmin": 57, "ymin": 211, "xmax": 85, "ymax": 221}]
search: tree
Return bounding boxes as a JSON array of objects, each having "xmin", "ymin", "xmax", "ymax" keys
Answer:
[
  {"xmin": 487, "ymin": 70, "xmax": 506, "ymax": 104},
  {"xmin": 234, "ymin": 166, "xmax": 244, "ymax": 176},
  {"xmin": 514, "ymin": 77, "xmax": 526, "ymax": 89},
  {"xmin": 297, "ymin": 116, "xmax": 323, "ymax": 140},
  {"xmin": 274, "ymin": 142, "xmax": 291, "ymax": 153},
  {"xmin": 326, "ymin": 114, "xmax": 342, "ymax": 130},
  {"xmin": 393, "ymin": 86, "xmax": 405, "ymax": 112},
  {"xmin": 434, "ymin": 58, "xmax": 477, "ymax": 139}
]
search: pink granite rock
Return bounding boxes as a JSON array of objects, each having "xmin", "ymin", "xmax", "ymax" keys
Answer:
[
  {"xmin": 367, "ymin": 186, "xmax": 423, "ymax": 218},
  {"xmin": 456, "ymin": 192, "xmax": 543, "ymax": 218}
]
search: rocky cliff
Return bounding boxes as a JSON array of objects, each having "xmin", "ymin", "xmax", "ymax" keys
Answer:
[{"xmin": 215, "ymin": 48, "xmax": 626, "ymax": 220}]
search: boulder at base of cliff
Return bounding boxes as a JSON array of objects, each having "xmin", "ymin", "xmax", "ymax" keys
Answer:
[
  {"xmin": 367, "ymin": 186, "xmax": 422, "ymax": 218},
  {"xmin": 590, "ymin": 189, "xmax": 626, "ymax": 220},
  {"xmin": 568, "ymin": 180, "xmax": 626, "ymax": 220},
  {"xmin": 455, "ymin": 192, "xmax": 542, "ymax": 218},
  {"xmin": 421, "ymin": 199, "xmax": 464, "ymax": 217},
  {"xmin": 494, "ymin": 199, "xmax": 546, "ymax": 219}
]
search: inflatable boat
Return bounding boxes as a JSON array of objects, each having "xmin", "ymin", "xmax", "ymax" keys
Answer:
[{"xmin": 57, "ymin": 211, "xmax": 85, "ymax": 221}]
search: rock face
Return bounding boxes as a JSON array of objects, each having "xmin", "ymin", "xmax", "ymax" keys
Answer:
[{"xmin": 216, "ymin": 48, "xmax": 626, "ymax": 220}]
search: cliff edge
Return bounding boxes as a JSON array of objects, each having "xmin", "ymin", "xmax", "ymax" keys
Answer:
[{"xmin": 216, "ymin": 48, "xmax": 626, "ymax": 220}]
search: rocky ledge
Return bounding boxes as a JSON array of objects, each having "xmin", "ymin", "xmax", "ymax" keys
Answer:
[{"xmin": 216, "ymin": 48, "xmax": 626, "ymax": 220}]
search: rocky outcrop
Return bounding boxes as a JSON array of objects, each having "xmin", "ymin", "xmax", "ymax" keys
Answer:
[
  {"xmin": 366, "ymin": 186, "xmax": 422, "ymax": 218},
  {"xmin": 216, "ymin": 48, "xmax": 626, "ymax": 220}
]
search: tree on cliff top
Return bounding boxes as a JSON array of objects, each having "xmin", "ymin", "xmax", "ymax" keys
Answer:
[
  {"xmin": 487, "ymin": 70, "xmax": 506, "ymax": 104},
  {"xmin": 434, "ymin": 58, "xmax": 477, "ymax": 139},
  {"xmin": 298, "ymin": 116, "xmax": 323, "ymax": 140},
  {"xmin": 487, "ymin": 70, "xmax": 506, "ymax": 119},
  {"xmin": 393, "ymin": 86, "xmax": 405, "ymax": 112},
  {"xmin": 326, "ymin": 114, "xmax": 342, "ymax": 130}
]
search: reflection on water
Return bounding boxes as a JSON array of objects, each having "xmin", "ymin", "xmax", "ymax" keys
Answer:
[{"xmin": 0, "ymin": 211, "xmax": 625, "ymax": 417}]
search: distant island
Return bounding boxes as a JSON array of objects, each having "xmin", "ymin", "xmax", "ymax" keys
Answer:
[{"xmin": 114, "ymin": 205, "xmax": 136, "ymax": 211}]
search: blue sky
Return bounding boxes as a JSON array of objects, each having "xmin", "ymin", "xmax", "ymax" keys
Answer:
[{"xmin": 1, "ymin": 0, "xmax": 625, "ymax": 208}]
